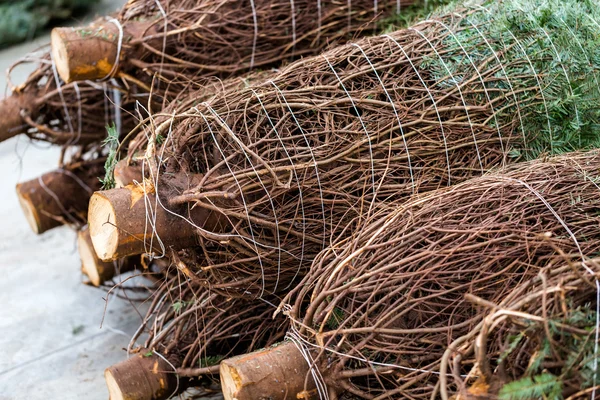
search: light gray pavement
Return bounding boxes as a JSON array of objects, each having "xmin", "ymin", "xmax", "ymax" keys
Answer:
[{"xmin": 0, "ymin": 1, "xmax": 152, "ymax": 399}]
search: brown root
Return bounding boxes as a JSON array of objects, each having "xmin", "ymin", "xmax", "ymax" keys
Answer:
[
  {"xmin": 105, "ymin": 352, "xmax": 176, "ymax": 400},
  {"xmin": 220, "ymin": 341, "xmax": 317, "ymax": 400}
]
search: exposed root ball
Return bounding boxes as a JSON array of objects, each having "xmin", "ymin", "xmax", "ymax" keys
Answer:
[{"xmin": 282, "ymin": 150, "xmax": 600, "ymax": 399}]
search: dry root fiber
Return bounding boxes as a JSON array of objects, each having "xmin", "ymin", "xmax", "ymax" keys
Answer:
[
  {"xmin": 2, "ymin": 0, "xmax": 421, "ymax": 147},
  {"xmin": 100, "ymin": 0, "xmax": 600, "ymax": 299},
  {"xmin": 52, "ymin": 0, "xmax": 417, "ymax": 84},
  {"xmin": 442, "ymin": 259, "xmax": 600, "ymax": 400},
  {"xmin": 277, "ymin": 150, "xmax": 600, "ymax": 399},
  {"xmin": 114, "ymin": 269, "xmax": 288, "ymax": 399}
]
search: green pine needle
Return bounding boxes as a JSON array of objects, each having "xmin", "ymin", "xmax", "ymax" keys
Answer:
[
  {"xmin": 499, "ymin": 373, "xmax": 562, "ymax": 400},
  {"xmin": 100, "ymin": 123, "xmax": 120, "ymax": 190}
]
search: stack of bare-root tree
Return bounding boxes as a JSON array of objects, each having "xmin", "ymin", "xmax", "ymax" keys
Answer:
[
  {"xmin": 6, "ymin": 0, "xmax": 432, "ymax": 287},
  {"xmin": 84, "ymin": 0, "xmax": 600, "ymax": 397},
  {"xmin": 216, "ymin": 150, "xmax": 600, "ymax": 400},
  {"xmin": 90, "ymin": 0, "xmax": 600, "ymax": 294}
]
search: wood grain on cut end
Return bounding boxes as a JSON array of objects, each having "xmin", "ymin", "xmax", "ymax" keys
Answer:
[
  {"xmin": 105, "ymin": 353, "xmax": 175, "ymax": 400},
  {"xmin": 88, "ymin": 192, "xmax": 120, "ymax": 261},
  {"xmin": 220, "ymin": 341, "xmax": 318, "ymax": 400},
  {"xmin": 50, "ymin": 28, "xmax": 73, "ymax": 83},
  {"xmin": 16, "ymin": 183, "xmax": 45, "ymax": 234}
]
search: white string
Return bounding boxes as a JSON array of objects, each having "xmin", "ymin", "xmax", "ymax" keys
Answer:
[
  {"xmin": 472, "ymin": 4, "xmax": 554, "ymax": 153},
  {"xmin": 347, "ymin": 0, "xmax": 351, "ymax": 32},
  {"xmin": 317, "ymin": 0, "xmax": 322, "ymax": 33},
  {"xmin": 269, "ymin": 80, "xmax": 327, "ymax": 250},
  {"xmin": 536, "ymin": 25, "xmax": 581, "ymax": 144},
  {"xmin": 195, "ymin": 106, "xmax": 268, "ymax": 297},
  {"xmin": 410, "ymin": 25, "xmax": 484, "ymax": 173},
  {"xmin": 250, "ymin": 88, "xmax": 307, "ymax": 289},
  {"xmin": 382, "ymin": 35, "xmax": 451, "ymax": 183},
  {"xmin": 323, "ymin": 54, "xmax": 377, "ymax": 202},
  {"xmin": 429, "ymin": 19, "xmax": 505, "ymax": 159},
  {"xmin": 286, "ymin": 330, "xmax": 330, "ymax": 400},
  {"xmin": 204, "ymin": 103, "xmax": 283, "ymax": 294},
  {"xmin": 557, "ymin": 15, "xmax": 600, "ymax": 137},
  {"xmin": 72, "ymin": 82, "xmax": 82, "ymax": 145},
  {"xmin": 111, "ymin": 79, "xmax": 123, "ymax": 137},
  {"xmin": 458, "ymin": 14, "xmax": 527, "ymax": 146},
  {"xmin": 289, "ymin": 0, "xmax": 297, "ymax": 49},
  {"xmin": 287, "ymin": 324, "xmax": 455, "ymax": 378},
  {"xmin": 153, "ymin": 0, "xmax": 169, "ymax": 87},
  {"xmin": 152, "ymin": 350, "xmax": 180, "ymax": 399},
  {"xmin": 499, "ymin": 174, "xmax": 600, "ymax": 400},
  {"xmin": 249, "ymin": 0, "xmax": 258, "ymax": 69},
  {"xmin": 100, "ymin": 18, "xmax": 124, "ymax": 81},
  {"xmin": 351, "ymin": 43, "xmax": 415, "ymax": 195},
  {"xmin": 49, "ymin": 52, "xmax": 75, "ymax": 138}
]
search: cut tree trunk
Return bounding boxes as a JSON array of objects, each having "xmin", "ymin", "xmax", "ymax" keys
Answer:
[
  {"xmin": 15, "ymin": 168, "xmax": 97, "ymax": 234},
  {"xmin": 88, "ymin": 181, "xmax": 226, "ymax": 261},
  {"xmin": 51, "ymin": 20, "xmax": 154, "ymax": 83},
  {"xmin": 0, "ymin": 91, "xmax": 38, "ymax": 143},
  {"xmin": 105, "ymin": 352, "xmax": 176, "ymax": 400},
  {"xmin": 220, "ymin": 341, "xmax": 318, "ymax": 400},
  {"xmin": 114, "ymin": 159, "xmax": 145, "ymax": 188},
  {"xmin": 78, "ymin": 225, "xmax": 138, "ymax": 286}
]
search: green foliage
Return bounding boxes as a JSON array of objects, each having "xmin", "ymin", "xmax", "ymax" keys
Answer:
[
  {"xmin": 379, "ymin": 0, "xmax": 454, "ymax": 33},
  {"xmin": 100, "ymin": 123, "xmax": 120, "ymax": 190},
  {"xmin": 172, "ymin": 300, "xmax": 192, "ymax": 313},
  {"xmin": 71, "ymin": 324, "xmax": 85, "ymax": 335},
  {"xmin": 423, "ymin": 0, "xmax": 600, "ymax": 159},
  {"xmin": 326, "ymin": 306, "xmax": 346, "ymax": 329},
  {"xmin": 498, "ymin": 302, "xmax": 599, "ymax": 398},
  {"xmin": 0, "ymin": 0, "xmax": 99, "ymax": 48},
  {"xmin": 144, "ymin": 351, "xmax": 154, "ymax": 357},
  {"xmin": 199, "ymin": 355, "xmax": 224, "ymax": 367},
  {"xmin": 498, "ymin": 332, "xmax": 525, "ymax": 365},
  {"xmin": 498, "ymin": 373, "xmax": 562, "ymax": 400}
]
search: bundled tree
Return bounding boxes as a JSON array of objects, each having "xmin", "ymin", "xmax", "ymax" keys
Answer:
[
  {"xmin": 219, "ymin": 150, "xmax": 600, "ymax": 400},
  {"xmin": 5, "ymin": 0, "xmax": 437, "ymax": 236},
  {"xmin": 89, "ymin": 0, "xmax": 600, "ymax": 299},
  {"xmin": 51, "ymin": 0, "xmax": 420, "ymax": 84},
  {"xmin": 2, "ymin": 0, "xmax": 437, "ymax": 146},
  {"xmin": 105, "ymin": 267, "xmax": 288, "ymax": 400},
  {"xmin": 441, "ymin": 258, "xmax": 600, "ymax": 400}
]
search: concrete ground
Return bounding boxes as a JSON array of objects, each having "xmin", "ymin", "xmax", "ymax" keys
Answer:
[{"xmin": 0, "ymin": 1, "xmax": 153, "ymax": 399}]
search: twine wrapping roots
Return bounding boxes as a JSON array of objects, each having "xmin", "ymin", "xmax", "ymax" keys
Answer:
[
  {"xmin": 281, "ymin": 150, "xmax": 600, "ymax": 399},
  {"xmin": 442, "ymin": 259, "xmax": 600, "ymax": 400},
  {"xmin": 136, "ymin": 0, "xmax": 600, "ymax": 298}
]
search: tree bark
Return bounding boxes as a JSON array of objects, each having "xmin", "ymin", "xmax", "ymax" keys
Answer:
[
  {"xmin": 220, "ymin": 341, "xmax": 318, "ymax": 400},
  {"xmin": 105, "ymin": 352, "xmax": 176, "ymax": 400},
  {"xmin": 15, "ymin": 168, "xmax": 99, "ymax": 234},
  {"xmin": 51, "ymin": 20, "xmax": 154, "ymax": 83},
  {"xmin": 114, "ymin": 159, "xmax": 145, "ymax": 188},
  {"xmin": 88, "ymin": 181, "xmax": 226, "ymax": 261},
  {"xmin": 0, "ymin": 92, "xmax": 38, "ymax": 143}
]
